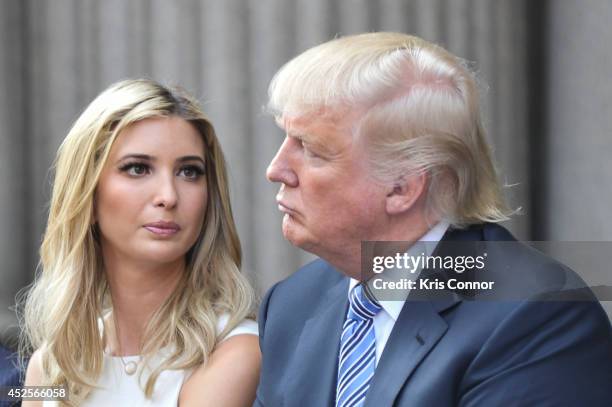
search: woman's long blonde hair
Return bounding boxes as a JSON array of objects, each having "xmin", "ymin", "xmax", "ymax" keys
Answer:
[{"xmin": 21, "ymin": 79, "xmax": 255, "ymax": 404}]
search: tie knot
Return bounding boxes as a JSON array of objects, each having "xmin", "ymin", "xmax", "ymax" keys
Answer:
[{"xmin": 347, "ymin": 284, "xmax": 382, "ymax": 322}]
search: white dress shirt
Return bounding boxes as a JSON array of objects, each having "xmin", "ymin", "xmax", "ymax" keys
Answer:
[{"xmin": 348, "ymin": 221, "xmax": 450, "ymax": 365}]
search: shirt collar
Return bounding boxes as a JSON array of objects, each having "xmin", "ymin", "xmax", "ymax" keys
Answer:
[{"xmin": 349, "ymin": 220, "xmax": 450, "ymax": 321}]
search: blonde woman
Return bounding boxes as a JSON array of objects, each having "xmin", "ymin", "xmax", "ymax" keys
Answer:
[{"xmin": 22, "ymin": 79, "xmax": 260, "ymax": 406}]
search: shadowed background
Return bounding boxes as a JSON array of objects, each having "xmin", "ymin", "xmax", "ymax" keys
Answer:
[{"xmin": 1, "ymin": 0, "xmax": 611, "ymax": 336}]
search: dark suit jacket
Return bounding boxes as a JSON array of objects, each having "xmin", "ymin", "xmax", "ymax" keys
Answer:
[
  {"xmin": 255, "ymin": 223, "xmax": 612, "ymax": 406},
  {"xmin": 0, "ymin": 344, "xmax": 22, "ymax": 407}
]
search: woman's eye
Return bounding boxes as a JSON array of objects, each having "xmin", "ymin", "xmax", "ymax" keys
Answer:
[
  {"xmin": 179, "ymin": 165, "xmax": 205, "ymax": 180},
  {"xmin": 120, "ymin": 163, "xmax": 150, "ymax": 176}
]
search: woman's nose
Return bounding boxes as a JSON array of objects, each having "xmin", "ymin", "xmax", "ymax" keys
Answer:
[{"xmin": 152, "ymin": 174, "xmax": 178, "ymax": 209}]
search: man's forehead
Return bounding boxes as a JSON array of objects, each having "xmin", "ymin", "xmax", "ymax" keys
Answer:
[
  {"xmin": 277, "ymin": 108, "xmax": 356, "ymax": 139},
  {"xmin": 279, "ymin": 119, "xmax": 337, "ymax": 146}
]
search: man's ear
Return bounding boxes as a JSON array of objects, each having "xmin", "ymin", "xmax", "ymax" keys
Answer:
[{"xmin": 385, "ymin": 172, "xmax": 427, "ymax": 215}]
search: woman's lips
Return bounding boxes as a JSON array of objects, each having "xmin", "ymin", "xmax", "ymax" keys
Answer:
[{"xmin": 143, "ymin": 221, "xmax": 181, "ymax": 236}]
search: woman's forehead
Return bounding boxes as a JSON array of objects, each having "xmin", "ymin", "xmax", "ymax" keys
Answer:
[{"xmin": 109, "ymin": 117, "xmax": 205, "ymax": 158}]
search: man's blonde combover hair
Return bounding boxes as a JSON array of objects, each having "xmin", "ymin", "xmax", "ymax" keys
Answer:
[
  {"xmin": 22, "ymin": 79, "xmax": 254, "ymax": 405},
  {"xmin": 268, "ymin": 32, "xmax": 510, "ymax": 226}
]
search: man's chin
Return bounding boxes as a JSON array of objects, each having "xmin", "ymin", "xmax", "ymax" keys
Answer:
[
  {"xmin": 281, "ymin": 223, "xmax": 314, "ymax": 252},
  {"xmin": 282, "ymin": 229, "xmax": 305, "ymax": 249}
]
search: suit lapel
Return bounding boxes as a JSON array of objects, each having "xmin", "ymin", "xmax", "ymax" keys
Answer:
[
  {"xmin": 364, "ymin": 299, "xmax": 453, "ymax": 407},
  {"xmin": 284, "ymin": 277, "xmax": 349, "ymax": 407},
  {"xmin": 364, "ymin": 225, "xmax": 484, "ymax": 406}
]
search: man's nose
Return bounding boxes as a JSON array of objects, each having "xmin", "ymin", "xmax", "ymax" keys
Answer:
[
  {"xmin": 153, "ymin": 173, "xmax": 178, "ymax": 209},
  {"xmin": 266, "ymin": 137, "xmax": 298, "ymax": 187}
]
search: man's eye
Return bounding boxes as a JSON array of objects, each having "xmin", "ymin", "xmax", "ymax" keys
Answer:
[
  {"xmin": 293, "ymin": 138, "xmax": 307, "ymax": 150},
  {"xmin": 304, "ymin": 148, "xmax": 320, "ymax": 158},
  {"xmin": 120, "ymin": 163, "xmax": 150, "ymax": 176},
  {"xmin": 178, "ymin": 165, "xmax": 205, "ymax": 180},
  {"xmin": 303, "ymin": 144, "xmax": 323, "ymax": 159}
]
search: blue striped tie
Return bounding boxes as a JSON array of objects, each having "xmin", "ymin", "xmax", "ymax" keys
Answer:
[{"xmin": 336, "ymin": 284, "xmax": 382, "ymax": 407}]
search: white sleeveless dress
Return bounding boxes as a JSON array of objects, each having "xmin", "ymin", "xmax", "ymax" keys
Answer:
[{"xmin": 43, "ymin": 315, "xmax": 258, "ymax": 406}]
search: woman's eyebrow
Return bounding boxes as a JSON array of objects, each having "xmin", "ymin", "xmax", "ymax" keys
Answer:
[
  {"xmin": 115, "ymin": 154, "xmax": 205, "ymax": 165},
  {"xmin": 115, "ymin": 153, "xmax": 153, "ymax": 164},
  {"xmin": 177, "ymin": 156, "xmax": 205, "ymax": 165}
]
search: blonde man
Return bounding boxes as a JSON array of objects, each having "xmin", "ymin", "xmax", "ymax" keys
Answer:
[{"xmin": 255, "ymin": 33, "xmax": 612, "ymax": 406}]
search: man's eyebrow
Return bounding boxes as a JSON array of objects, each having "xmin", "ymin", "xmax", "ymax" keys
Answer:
[
  {"xmin": 287, "ymin": 132, "xmax": 308, "ymax": 141},
  {"xmin": 288, "ymin": 133, "xmax": 324, "ymax": 149},
  {"xmin": 115, "ymin": 154, "xmax": 205, "ymax": 165}
]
